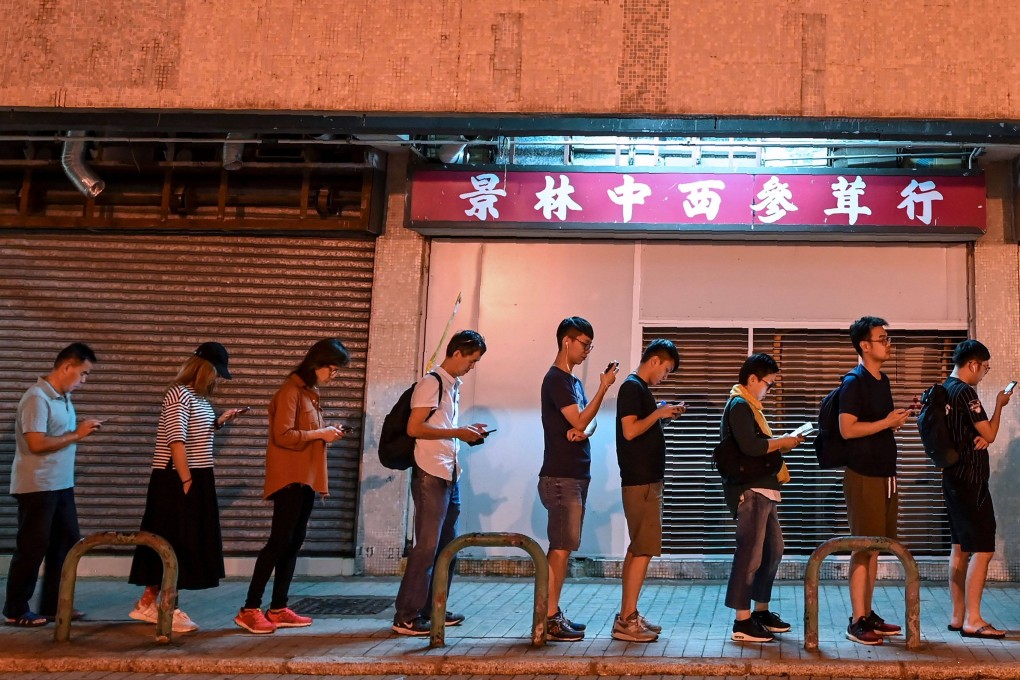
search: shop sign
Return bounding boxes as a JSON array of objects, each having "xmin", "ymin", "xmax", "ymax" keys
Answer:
[{"xmin": 408, "ymin": 169, "xmax": 986, "ymax": 239}]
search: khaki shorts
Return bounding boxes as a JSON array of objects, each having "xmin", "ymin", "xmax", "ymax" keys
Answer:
[
  {"xmin": 622, "ymin": 481, "xmax": 663, "ymax": 557},
  {"xmin": 843, "ymin": 468, "xmax": 898, "ymax": 539}
]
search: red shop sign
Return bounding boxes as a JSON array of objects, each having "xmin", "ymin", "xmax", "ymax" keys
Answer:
[{"xmin": 408, "ymin": 169, "xmax": 986, "ymax": 240}]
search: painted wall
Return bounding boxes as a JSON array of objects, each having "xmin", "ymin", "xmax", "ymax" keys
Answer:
[
  {"xmin": 423, "ymin": 239, "xmax": 969, "ymax": 559},
  {"xmin": 2, "ymin": 1, "xmax": 1019, "ymax": 120}
]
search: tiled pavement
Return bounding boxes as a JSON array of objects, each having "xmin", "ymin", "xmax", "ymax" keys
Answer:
[{"xmin": 1, "ymin": 576, "xmax": 1018, "ymax": 678}]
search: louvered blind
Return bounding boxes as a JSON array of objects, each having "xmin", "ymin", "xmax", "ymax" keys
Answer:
[{"xmin": 645, "ymin": 326, "xmax": 965, "ymax": 557}]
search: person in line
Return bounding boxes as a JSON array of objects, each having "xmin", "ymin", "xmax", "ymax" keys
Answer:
[
  {"xmin": 128, "ymin": 342, "xmax": 245, "ymax": 633},
  {"xmin": 612, "ymin": 339, "xmax": 685, "ymax": 643},
  {"xmin": 722, "ymin": 353, "xmax": 803, "ymax": 643},
  {"xmin": 539, "ymin": 316, "xmax": 617, "ymax": 642},
  {"xmin": 839, "ymin": 316, "xmax": 910, "ymax": 645},
  {"xmin": 942, "ymin": 340, "xmax": 1012, "ymax": 640},
  {"xmin": 391, "ymin": 330, "xmax": 488, "ymax": 636},
  {"xmin": 234, "ymin": 338, "xmax": 351, "ymax": 634},
  {"xmin": 3, "ymin": 343, "xmax": 101, "ymax": 627}
]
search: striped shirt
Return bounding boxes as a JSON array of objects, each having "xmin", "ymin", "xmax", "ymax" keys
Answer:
[
  {"xmin": 152, "ymin": 384, "xmax": 217, "ymax": 470},
  {"xmin": 943, "ymin": 376, "xmax": 989, "ymax": 485}
]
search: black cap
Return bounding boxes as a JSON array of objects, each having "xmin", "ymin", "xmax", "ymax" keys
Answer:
[{"xmin": 194, "ymin": 342, "xmax": 232, "ymax": 379}]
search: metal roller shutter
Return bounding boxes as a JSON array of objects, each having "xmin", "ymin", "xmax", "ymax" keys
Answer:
[
  {"xmin": 0, "ymin": 233, "xmax": 374, "ymax": 556},
  {"xmin": 646, "ymin": 326, "xmax": 965, "ymax": 557}
]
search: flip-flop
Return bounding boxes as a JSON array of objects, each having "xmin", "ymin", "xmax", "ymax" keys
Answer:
[
  {"xmin": 4, "ymin": 611, "xmax": 48, "ymax": 627},
  {"xmin": 960, "ymin": 624, "xmax": 1006, "ymax": 639},
  {"xmin": 948, "ymin": 624, "xmax": 962, "ymax": 632}
]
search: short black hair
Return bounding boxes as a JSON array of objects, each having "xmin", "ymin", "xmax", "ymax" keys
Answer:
[
  {"xmin": 54, "ymin": 342, "xmax": 97, "ymax": 368},
  {"xmin": 293, "ymin": 338, "xmax": 350, "ymax": 386},
  {"xmin": 640, "ymin": 339, "xmax": 680, "ymax": 370},
  {"xmin": 446, "ymin": 330, "xmax": 486, "ymax": 358},
  {"xmin": 556, "ymin": 316, "xmax": 593, "ymax": 348},
  {"xmin": 849, "ymin": 315, "xmax": 888, "ymax": 357},
  {"xmin": 738, "ymin": 353, "xmax": 780, "ymax": 385},
  {"xmin": 953, "ymin": 339, "xmax": 991, "ymax": 367}
]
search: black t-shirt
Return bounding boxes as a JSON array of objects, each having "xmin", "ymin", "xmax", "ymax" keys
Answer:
[
  {"xmin": 540, "ymin": 366, "xmax": 591, "ymax": 480},
  {"xmin": 943, "ymin": 376, "xmax": 989, "ymax": 484},
  {"xmin": 615, "ymin": 374, "xmax": 665, "ymax": 486},
  {"xmin": 839, "ymin": 364, "xmax": 897, "ymax": 477}
]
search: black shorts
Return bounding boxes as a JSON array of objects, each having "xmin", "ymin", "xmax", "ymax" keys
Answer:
[{"xmin": 943, "ymin": 475, "xmax": 996, "ymax": 553}]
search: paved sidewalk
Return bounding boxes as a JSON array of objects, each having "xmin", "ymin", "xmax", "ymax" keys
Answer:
[{"xmin": 1, "ymin": 576, "xmax": 1018, "ymax": 678}]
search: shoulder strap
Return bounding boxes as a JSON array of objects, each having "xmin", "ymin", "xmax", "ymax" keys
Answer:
[{"xmin": 424, "ymin": 371, "xmax": 443, "ymax": 423}]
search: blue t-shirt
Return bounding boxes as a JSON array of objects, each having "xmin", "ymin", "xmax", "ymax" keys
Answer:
[
  {"xmin": 839, "ymin": 364, "xmax": 897, "ymax": 477},
  {"xmin": 539, "ymin": 366, "xmax": 591, "ymax": 480},
  {"xmin": 11, "ymin": 378, "xmax": 77, "ymax": 494}
]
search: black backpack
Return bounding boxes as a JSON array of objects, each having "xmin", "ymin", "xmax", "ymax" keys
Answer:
[
  {"xmin": 712, "ymin": 398, "xmax": 782, "ymax": 485},
  {"xmin": 813, "ymin": 371, "xmax": 855, "ymax": 469},
  {"xmin": 378, "ymin": 372, "xmax": 442, "ymax": 471},
  {"xmin": 917, "ymin": 383, "xmax": 960, "ymax": 468}
]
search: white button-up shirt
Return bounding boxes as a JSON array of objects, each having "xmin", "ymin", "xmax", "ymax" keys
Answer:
[{"xmin": 411, "ymin": 366, "xmax": 462, "ymax": 481}]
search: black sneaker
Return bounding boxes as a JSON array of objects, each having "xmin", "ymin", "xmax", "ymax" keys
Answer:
[
  {"xmin": 864, "ymin": 610, "xmax": 901, "ymax": 636},
  {"xmin": 547, "ymin": 612, "xmax": 584, "ymax": 641},
  {"xmin": 731, "ymin": 616, "xmax": 775, "ymax": 643},
  {"xmin": 751, "ymin": 610, "xmax": 791, "ymax": 633},
  {"xmin": 559, "ymin": 608, "xmax": 586, "ymax": 632},
  {"xmin": 846, "ymin": 616, "xmax": 883, "ymax": 645},
  {"xmin": 444, "ymin": 611, "xmax": 465, "ymax": 627},
  {"xmin": 392, "ymin": 616, "xmax": 431, "ymax": 636}
]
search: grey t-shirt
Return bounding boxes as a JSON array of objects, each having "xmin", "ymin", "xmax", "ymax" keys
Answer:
[{"xmin": 11, "ymin": 378, "xmax": 77, "ymax": 494}]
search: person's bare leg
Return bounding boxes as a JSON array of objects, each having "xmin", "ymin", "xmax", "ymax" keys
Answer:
[
  {"xmin": 849, "ymin": 550, "xmax": 872, "ymax": 621},
  {"xmin": 621, "ymin": 551, "xmax": 651, "ymax": 619},
  {"xmin": 964, "ymin": 551, "xmax": 1000, "ymax": 632},
  {"xmin": 547, "ymin": 549, "xmax": 570, "ymax": 617},
  {"xmin": 948, "ymin": 545, "xmax": 968, "ymax": 628}
]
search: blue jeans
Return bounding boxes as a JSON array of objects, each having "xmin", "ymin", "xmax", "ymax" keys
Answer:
[
  {"xmin": 393, "ymin": 468, "xmax": 460, "ymax": 624},
  {"xmin": 724, "ymin": 490, "xmax": 784, "ymax": 610}
]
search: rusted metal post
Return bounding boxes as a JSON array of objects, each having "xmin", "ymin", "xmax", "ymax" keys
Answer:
[
  {"xmin": 429, "ymin": 532, "xmax": 549, "ymax": 648},
  {"xmin": 804, "ymin": 535, "xmax": 921, "ymax": 651},
  {"xmin": 55, "ymin": 531, "xmax": 178, "ymax": 644}
]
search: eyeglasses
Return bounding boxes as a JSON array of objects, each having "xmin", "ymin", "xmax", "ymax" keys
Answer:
[
  {"xmin": 572, "ymin": 337, "xmax": 594, "ymax": 352},
  {"xmin": 761, "ymin": 378, "xmax": 776, "ymax": 393},
  {"xmin": 866, "ymin": 335, "xmax": 891, "ymax": 346}
]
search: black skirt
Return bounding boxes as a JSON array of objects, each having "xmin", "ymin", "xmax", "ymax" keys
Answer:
[{"xmin": 128, "ymin": 466, "xmax": 225, "ymax": 591}]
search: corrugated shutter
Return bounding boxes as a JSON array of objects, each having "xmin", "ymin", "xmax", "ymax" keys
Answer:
[
  {"xmin": 646, "ymin": 326, "xmax": 965, "ymax": 557},
  {"xmin": 0, "ymin": 233, "xmax": 374, "ymax": 556}
]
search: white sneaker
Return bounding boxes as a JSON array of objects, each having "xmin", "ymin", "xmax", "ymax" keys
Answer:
[
  {"xmin": 172, "ymin": 608, "xmax": 199, "ymax": 633},
  {"xmin": 128, "ymin": 599, "xmax": 157, "ymax": 624}
]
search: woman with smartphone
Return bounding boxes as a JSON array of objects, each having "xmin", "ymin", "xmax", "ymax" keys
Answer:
[
  {"xmin": 234, "ymin": 338, "xmax": 350, "ymax": 634},
  {"xmin": 128, "ymin": 342, "xmax": 244, "ymax": 633}
]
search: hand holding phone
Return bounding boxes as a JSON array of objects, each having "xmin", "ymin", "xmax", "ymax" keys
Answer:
[
  {"xmin": 1005, "ymin": 380, "xmax": 1017, "ymax": 395},
  {"xmin": 790, "ymin": 422, "xmax": 816, "ymax": 438},
  {"xmin": 605, "ymin": 360, "xmax": 620, "ymax": 374}
]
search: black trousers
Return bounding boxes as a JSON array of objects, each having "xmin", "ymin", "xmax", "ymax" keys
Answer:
[
  {"xmin": 244, "ymin": 483, "xmax": 315, "ymax": 610},
  {"xmin": 3, "ymin": 488, "xmax": 81, "ymax": 619}
]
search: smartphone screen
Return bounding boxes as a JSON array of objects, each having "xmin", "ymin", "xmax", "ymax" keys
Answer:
[{"xmin": 1006, "ymin": 381, "xmax": 1018, "ymax": 394}]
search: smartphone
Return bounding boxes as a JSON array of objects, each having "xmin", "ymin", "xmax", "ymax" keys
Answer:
[
  {"xmin": 605, "ymin": 360, "xmax": 620, "ymax": 374},
  {"xmin": 483, "ymin": 428, "xmax": 497, "ymax": 436},
  {"xmin": 1006, "ymin": 381, "xmax": 1018, "ymax": 395},
  {"xmin": 237, "ymin": 406, "xmax": 251, "ymax": 414},
  {"xmin": 790, "ymin": 422, "xmax": 816, "ymax": 437}
]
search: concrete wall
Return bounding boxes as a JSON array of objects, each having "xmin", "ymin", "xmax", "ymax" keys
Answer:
[{"xmin": 2, "ymin": 1, "xmax": 1018, "ymax": 120}]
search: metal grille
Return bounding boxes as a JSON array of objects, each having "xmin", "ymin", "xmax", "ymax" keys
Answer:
[
  {"xmin": 0, "ymin": 233, "xmax": 375, "ymax": 556},
  {"xmin": 646, "ymin": 326, "xmax": 965, "ymax": 557},
  {"xmin": 286, "ymin": 596, "xmax": 393, "ymax": 616}
]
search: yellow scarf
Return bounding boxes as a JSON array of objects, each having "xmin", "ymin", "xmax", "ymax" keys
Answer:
[{"xmin": 728, "ymin": 384, "xmax": 790, "ymax": 484}]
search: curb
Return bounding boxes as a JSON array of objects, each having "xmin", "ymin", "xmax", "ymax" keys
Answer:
[{"xmin": 1, "ymin": 655, "xmax": 1018, "ymax": 679}]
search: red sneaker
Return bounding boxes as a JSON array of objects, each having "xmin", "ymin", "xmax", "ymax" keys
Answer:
[
  {"xmin": 266, "ymin": 607, "xmax": 313, "ymax": 628},
  {"xmin": 234, "ymin": 608, "xmax": 276, "ymax": 634},
  {"xmin": 865, "ymin": 610, "xmax": 901, "ymax": 636}
]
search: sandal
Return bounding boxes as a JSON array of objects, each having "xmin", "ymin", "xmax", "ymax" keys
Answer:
[
  {"xmin": 960, "ymin": 624, "xmax": 1006, "ymax": 639},
  {"xmin": 948, "ymin": 624, "xmax": 962, "ymax": 632},
  {"xmin": 4, "ymin": 611, "xmax": 48, "ymax": 627}
]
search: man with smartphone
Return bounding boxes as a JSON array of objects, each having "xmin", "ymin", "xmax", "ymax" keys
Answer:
[
  {"xmin": 838, "ymin": 316, "xmax": 910, "ymax": 645},
  {"xmin": 538, "ymin": 316, "xmax": 617, "ymax": 641},
  {"xmin": 942, "ymin": 340, "xmax": 1012, "ymax": 640},
  {"xmin": 391, "ymin": 330, "xmax": 488, "ymax": 636},
  {"xmin": 612, "ymin": 339, "xmax": 684, "ymax": 642}
]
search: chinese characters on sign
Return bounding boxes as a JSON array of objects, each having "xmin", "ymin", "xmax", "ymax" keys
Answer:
[{"xmin": 410, "ymin": 170, "xmax": 985, "ymax": 236}]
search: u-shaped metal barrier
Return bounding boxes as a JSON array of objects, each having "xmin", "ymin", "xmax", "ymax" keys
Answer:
[
  {"xmin": 428, "ymin": 532, "xmax": 549, "ymax": 647},
  {"xmin": 54, "ymin": 531, "xmax": 179, "ymax": 644},
  {"xmin": 803, "ymin": 535, "xmax": 921, "ymax": 650}
]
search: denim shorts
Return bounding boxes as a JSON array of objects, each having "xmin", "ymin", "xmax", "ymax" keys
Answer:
[{"xmin": 538, "ymin": 476, "xmax": 589, "ymax": 551}]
